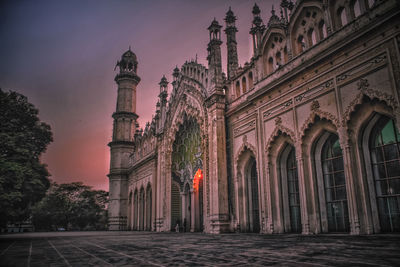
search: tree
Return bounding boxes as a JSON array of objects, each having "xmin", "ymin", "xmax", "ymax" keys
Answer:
[
  {"xmin": 0, "ymin": 89, "xmax": 53, "ymax": 227},
  {"xmin": 32, "ymin": 182, "xmax": 109, "ymax": 231}
]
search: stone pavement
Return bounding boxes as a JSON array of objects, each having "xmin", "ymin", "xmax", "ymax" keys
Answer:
[{"xmin": 0, "ymin": 231, "xmax": 399, "ymax": 266}]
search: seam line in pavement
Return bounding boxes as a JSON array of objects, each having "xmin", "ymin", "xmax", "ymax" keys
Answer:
[
  {"xmin": 0, "ymin": 241, "xmax": 15, "ymax": 257},
  {"xmin": 48, "ymin": 239, "xmax": 72, "ymax": 267},
  {"xmin": 64, "ymin": 240, "xmax": 113, "ymax": 266},
  {"xmin": 85, "ymin": 240, "xmax": 165, "ymax": 267}
]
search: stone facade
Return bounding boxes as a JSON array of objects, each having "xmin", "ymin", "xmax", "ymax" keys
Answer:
[{"xmin": 108, "ymin": 0, "xmax": 400, "ymax": 234}]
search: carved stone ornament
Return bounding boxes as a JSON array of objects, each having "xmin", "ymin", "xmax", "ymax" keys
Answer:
[
  {"xmin": 311, "ymin": 100, "xmax": 320, "ymax": 111},
  {"xmin": 357, "ymin": 78, "xmax": 369, "ymax": 91},
  {"xmin": 274, "ymin": 116, "xmax": 282, "ymax": 125}
]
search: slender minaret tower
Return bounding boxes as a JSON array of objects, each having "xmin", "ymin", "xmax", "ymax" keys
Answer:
[
  {"xmin": 250, "ymin": 4, "xmax": 265, "ymax": 58},
  {"xmin": 224, "ymin": 7, "xmax": 239, "ymax": 80},
  {"xmin": 205, "ymin": 18, "xmax": 229, "ymax": 233},
  {"xmin": 207, "ymin": 18, "xmax": 223, "ymax": 93},
  {"xmin": 108, "ymin": 48, "xmax": 140, "ymax": 230}
]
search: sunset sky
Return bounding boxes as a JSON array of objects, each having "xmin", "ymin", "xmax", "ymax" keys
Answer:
[{"xmin": 0, "ymin": 0, "xmax": 279, "ymax": 191}]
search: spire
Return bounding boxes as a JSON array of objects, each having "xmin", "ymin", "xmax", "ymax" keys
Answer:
[
  {"xmin": 224, "ymin": 7, "xmax": 239, "ymax": 79},
  {"xmin": 207, "ymin": 17, "xmax": 223, "ymax": 92},
  {"xmin": 268, "ymin": 4, "xmax": 283, "ymax": 27},
  {"xmin": 280, "ymin": 0, "xmax": 294, "ymax": 22},
  {"xmin": 250, "ymin": 3, "xmax": 265, "ymax": 58}
]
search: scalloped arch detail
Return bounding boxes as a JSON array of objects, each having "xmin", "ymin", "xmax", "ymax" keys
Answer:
[
  {"xmin": 341, "ymin": 89, "xmax": 399, "ymax": 128},
  {"xmin": 300, "ymin": 108, "xmax": 339, "ymax": 139},
  {"xmin": 265, "ymin": 124, "xmax": 296, "ymax": 155}
]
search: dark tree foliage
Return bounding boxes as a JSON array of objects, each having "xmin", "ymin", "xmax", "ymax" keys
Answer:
[
  {"xmin": 32, "ymin": 182, "xmax": 109, "ymax": 231},
  {"xmin": 0, "ymin": 89, "xmax": 53, "ymax": 227}
]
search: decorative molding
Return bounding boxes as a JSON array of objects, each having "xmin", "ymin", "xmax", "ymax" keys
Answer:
[
  {"xmin": 336, "ymin": 53, "xmax": 387, "ymax": 84},
  {"xmin": 265, "ymin": 123, "xmax": 296, "ymax": 155},
  {"xmin": 233, "ymin": 120, "xmax": 256, "ymax": 137},
  {"xmin": 300, "ymin": 105, "xmax": 340, "ymax": 138},
  {"xmin": 341, "ymin": 84, "xmax": 398, "ymax": 127},
  {"xmin": 294, "ymin": 79, "xmax": 333, "ymax": 104},
  {"xmin": 263, "ymin": 99, "xmax": 293, "ymax": 119}
]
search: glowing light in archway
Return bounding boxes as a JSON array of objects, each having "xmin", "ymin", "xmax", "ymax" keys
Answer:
[{"xmin": 193, "ymin": 169, "xmax": 203, "ymax": 192}]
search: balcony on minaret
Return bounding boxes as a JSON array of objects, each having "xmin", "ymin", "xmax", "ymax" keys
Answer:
[
  {"xmin": 224, "ymin": 7, "xmax": 237, "ymax": 29},
  {"xmin": 208, "ymin": 18, "xmax": 222, "ymax": 43},
  {"xmin": 116, "ymin": 48, "xmax": 138, "ymax": 74}
]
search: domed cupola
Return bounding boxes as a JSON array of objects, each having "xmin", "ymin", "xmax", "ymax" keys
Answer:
[{"xmin": 116, "ymin": 47, "xmax": 138, "ymax": 74}]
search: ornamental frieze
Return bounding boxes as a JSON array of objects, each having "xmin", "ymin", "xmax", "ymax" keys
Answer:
[
  {"xmin": 336, "ymin": 53, "xmax": 387, "ymax": 84},
  {"xmin": 263, "ymin": 99, "xmax": 293, "ymax": 119},
  {"xmin": 233, "ymin": 120, "xmax": 256, "ymax": 137},
  {"xmin": 294, "ymin": 79, "xmax": 334, "ymax": 104}
]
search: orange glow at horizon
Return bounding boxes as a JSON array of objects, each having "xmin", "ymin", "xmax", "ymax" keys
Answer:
[{"xmin": 193, "ymin": 169, "xmax": 203, "ymax": 192}]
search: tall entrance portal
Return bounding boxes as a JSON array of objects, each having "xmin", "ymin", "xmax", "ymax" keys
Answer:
[{"xmin": 170, "ymin": 116, "xmax": 203, "ymax": 232}]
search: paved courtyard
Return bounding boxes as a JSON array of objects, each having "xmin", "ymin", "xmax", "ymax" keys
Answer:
[{"xmin": 0, "ymin": 231, "xmax": 399, "ymax": 266}]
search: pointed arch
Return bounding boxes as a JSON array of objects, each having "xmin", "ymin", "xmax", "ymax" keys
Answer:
[
  {"xmin": 341, "ymin": 83, "xmax": 398, "ymax": 128},
  {"xmin": 146, "ymin": 183, "xmax": 152, "ymax": 231},
  {"xmin": 235, "ymin": 146, "xmax": 260, "ymax": 232},
  {"xmin": 265, "ymin": 122, "xmax": 297, "ymax": 156},
  {"xmin": 300, "ymin": 103, "xmax": 340, "ymax": 140}
]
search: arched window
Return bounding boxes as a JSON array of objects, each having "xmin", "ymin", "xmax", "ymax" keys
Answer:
[
  {"xmin": 321, "ymin": 134, "xmax": 350, "ymax": 232},
  {"xmin": 248, "ymin": 72, "xmax": 253, "ymax": 89},
  {"xmin": 235, "ymin": 81, "xmax": 241, "ymax": 98},
  {"xmin": 338, "ymin": 7, "xmax": 348, "ymax": 27},
  {"xmin": 297, "ymin": 35, "xmax": 305, "ymax": 54},
  {"xmin": 319, "ymin": 20, "xmax": 328, "ymax": 39},
  {"xmin": 242, "ymin": 76, "xmax": 247, "ymax": 93},
  {"xmin": 370, "ymin": 118, "xmax": 400, "ymax": 232},
  {"xmin": 352, "ymin": 0, "xmax": 361, "ymax": 18},
  {"xmin": 268, "ymin": 57, "xmax": 274, "ymax": 73},
  {"xmin": 280, "ymin": 145, "xmax": 302, "ymax": 233},
  {"xmin": 308, "ymin": 28, "xmax": 317, "ymax": 46},
  {"xmin": 276, "ymin": 51, "xmax": 282, "ymax": 68}
]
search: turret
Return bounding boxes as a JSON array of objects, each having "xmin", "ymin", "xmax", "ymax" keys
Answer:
[
  {"xmin": 250, "ymin": 4, "xmax": 265, "ymax": 58},
  {"xmin": 158, "ymin": 75, "xmax": 168, "ymax": 131},
  {"xmin": 207, "ymin": 18, "xmax": 223, "ymax": 93},
  {"xmin": 224, "ymin": 7, "xmax": 239, "ymax": 79}
]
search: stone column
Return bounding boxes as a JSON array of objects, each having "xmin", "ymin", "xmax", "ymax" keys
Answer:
[
  {"xmin": 338, "ymin": 127, "xmax": 361, "ymax": 235},
  {"xmin": 265, "ymin": 161, "xmax": 274, "ymax": 233},
  {"xmin": 295, "ymin": 143, "xmax": 310, "ymax": 234},
  {"xmin": 205, "ymin": 93, "xmax": 230, "ymax": 233}
]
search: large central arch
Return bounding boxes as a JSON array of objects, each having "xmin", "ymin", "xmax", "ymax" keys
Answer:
[{"xmin": 170, "ymin": 114, "xmax": 204, "ymax": 232}]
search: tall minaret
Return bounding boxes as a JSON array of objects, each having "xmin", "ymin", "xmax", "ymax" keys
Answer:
[
  {"xmin": 250, "ymin": 4, "xmax": 265, "ymax": 58},
  {"xmin": 224, "ymin": 7, "xmax": 239, "ymax": 80},
  {"xmin": 108, "ymin": 48, "xmax": 140, "ymax": 231},
  {"xmin": 205, "ymin": 18, "xmax": 229, "ymax": 233},
  {"xmin": 207, "ymin": 18, "xmax": 223, "ymax": 93}
]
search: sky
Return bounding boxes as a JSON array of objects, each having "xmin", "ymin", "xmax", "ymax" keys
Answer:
[{"xmin": 0, "ymin": 0, "xmax": 279, "ymax": 191}]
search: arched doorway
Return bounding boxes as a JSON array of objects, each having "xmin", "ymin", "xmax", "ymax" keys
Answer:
[
  {"xmin": 314, "ymin": 132, "xmax": 350, "ymax": 232},
  {"xmin": 279, "ymin": 144, "xmax": 302, "ymax": 233},
  {"xmin": 365, "ymin": 116, "xmax": 400, "ymax": 232},
  {"xmin": 245, "ymin": 156, "xmax": 260, "ymax": 233},
  {"xmin": 170, "ymin": 115, "xmax": 203, "ymax": 232},
  {"xmin": 139, "ymin": 188, "xmax": 145, "ymax": 231},
  {"xmin": 146, "ymin": 185, "xmax": 152, "ymax": 231}
]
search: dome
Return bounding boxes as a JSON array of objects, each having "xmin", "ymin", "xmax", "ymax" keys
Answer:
[
  {"xmin": 116, "ymin": 47, "xmax": 138, "ymax": 73},
  {"xmin": 121, "ymin": 49, "xmax": 137, "ymax": 63}
]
